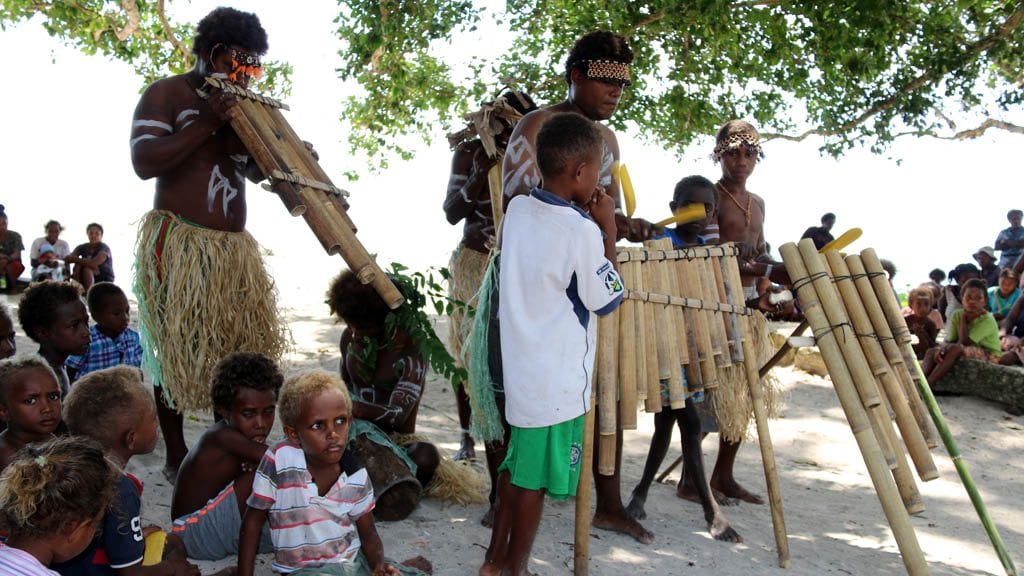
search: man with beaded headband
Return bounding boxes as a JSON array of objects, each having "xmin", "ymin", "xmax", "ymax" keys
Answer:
[
  {"xmin": 129, "ymin": 7, "xmax": 287, "ymax": 482},
  {"xmin": 499, "ymin": 30, "xmax": 656, "ymax": 545},
  {"xmin": 678, "ymin": 119, "xmax": 786, "ymax": 506},
  {"xmin": 444, "ymin": 89, "xmax": 538, "ymax": 464}
]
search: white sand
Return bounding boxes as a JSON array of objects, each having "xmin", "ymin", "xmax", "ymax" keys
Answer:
[{"xmin": 4, "ymin": 294, "xmax": 1021, "ymax": 575}]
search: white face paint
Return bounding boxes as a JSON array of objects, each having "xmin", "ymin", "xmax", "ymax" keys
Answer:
[{"xmin": 207, "ymin": 165, "xmax": 239, "ymax": 216}]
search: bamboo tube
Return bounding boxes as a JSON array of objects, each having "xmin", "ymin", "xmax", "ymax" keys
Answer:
[
  {"xmin": 821, "ymin": 252, "xmax": 924, "ymax": 513},
  {"xmin": 827, "ymin": 252, "xmax": 938, "ymax": 483},
  {"xmin": 641, "ymin": 260, "xmax": 662, "ymax": 413},
  {"xmin": 711, "ymin": 251, "xmax": 743, "ymax": 363},
  {"xmin": 574, "ymin": 392, "xmax": 595, "ymax": 576},
  {"xmin": 699, "ymin": 257, "xmax": 730, "ymax": 366},
  {"xmin": 649, "ymin": 240, "xmax": 686, "ymax": 408},
  {"xmin": 677, "ymin": 257, "xmax": 718, "ymax": 389},
  {"xmin": 487, "ymin": 164, "xmax": 505, "ymax": 232},
  {"xmin": 904, "ymin": 345, "xmax": 1020, "ymax": 576},
  {"xmin": 618, "ymin": 260, "xmax": 639, "ymax": 431},
  {"xmin": 716, "ymin": 249, "xmax": 745, "ymax": 364},
  {"xmin": 672, "ymin": 259, "xmax": 704, "ymax": 394},
  {"xmin": 630, "ymin": 255, "xmax": 649, "ymax": 404},
  {"xmin": 723, "ymin": 248, "xmax": 789, "ymax": 568},
  {"xmin": 781, "ymin": 242, "xmax": 930, "ymax": 576},
  {"xmin": 848, "ymin": 254, "xmax": 937, "ymax": 447},
  {"xmin": 223, "ymin": 104, "xmax": 306, "ymax": 216},
  {"xmin": 798, "ymin": 241, "xmax": 899, "ymax": 470},
  {"xmin": 665, "ymin": 251, "xmax": 690, "ymax": 367},
  {"xmin": 597, "ymin": 312, "xmax": 618, "ymax": 476}
]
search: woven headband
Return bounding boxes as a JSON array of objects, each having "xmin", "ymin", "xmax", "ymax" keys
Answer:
[
  {"xmin": 711, "ymin": 132, "xmax": 764, "ymax": 162},
  {"xmin": 580, "ymin": 59, "xmax": 632, "ymax": 86}
]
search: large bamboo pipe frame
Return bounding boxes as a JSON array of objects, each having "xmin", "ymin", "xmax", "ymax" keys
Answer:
[
  {"xmin": 845, "ymin": 255, "xmax": 938, "ymax": 448},
  {"xmin": 782, "ymin": 240, "xmax": 929, "ymax": 575},
  {"xmin": 861, "ymin": 251, "xmax": 1019, "ymax": 576},
  {"xmin": 819, "ymin": 251, "xmax": 926, "ymax": 515},
  {"xmin": 720, "ymin": 246, "xmax": 790, "ymax": 568},
  {"xmin": 826, "ymin": 251, "xmax": 938, "ymax": 484}
]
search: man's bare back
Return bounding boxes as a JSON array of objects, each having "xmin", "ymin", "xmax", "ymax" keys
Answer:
[{"xmin": 131, "ymin": 73, "xmax": 255, "ymax": 232}]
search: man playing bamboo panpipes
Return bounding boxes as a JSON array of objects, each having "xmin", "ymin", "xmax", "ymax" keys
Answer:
[
  {"xmin": 129, "ymin": 6, "xmax": 287, "ymax": 482},
  {"xmin": 683, "ymin": 119, "xmax": 785, "ymax": 505},
  {"xmin": 499, "ymin": 30, "xmax": 656, "ymax": 544},
  {"xmin": 444, "ymin": 89, "xmax": 539, "ymax": 465}
]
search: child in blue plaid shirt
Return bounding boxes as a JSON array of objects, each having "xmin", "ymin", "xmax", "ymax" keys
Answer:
[{"xmin": 66, "ymin": 282, "xmax": 142, "ymax": 381}]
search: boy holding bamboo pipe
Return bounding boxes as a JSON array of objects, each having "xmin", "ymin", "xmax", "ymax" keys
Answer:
[
  {"xmin": 626, "ymin": 175, "xmax": 741, "ymax": 542},
  {"xmin": 480, "ymin": 112, "xmax": 623, "ymax": 576}
]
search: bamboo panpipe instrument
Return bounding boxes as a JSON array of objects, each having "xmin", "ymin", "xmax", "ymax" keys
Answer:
[
  {"xmin": 679, "ymin": 257, "xmax": 718, "ymax": 389},
  {"xmin": 596, "ymin": 312, "xmax": 619, "ymax": 476},
  {"xmin": 855, "ymin": 252, "xmax": 939, "ymax": 447},
  {"xmin": 628, "ymin": 254, "xmax": 650, "ymax": 406},
  {"xmin": 204, "ymin": 77, "xmax": 404, "ymax": 309},
  {"xmin": 711, "ymin": 249, "xmax": 744, "ymax": 363},
  {"xmin": 831, "ymin": 253, "xmax": 938, "ymax": 483},
  {"xmin": 781, "ymin": 241, "xmax": 930, "ymax": 576},
  {"xmin": 816, "ymin": 250, "xmax": 925, "ymax": 514},
  {"xmin": 646, "ymin": 239, "xmax": 686, "ymax": 408},
  {"xmin": 618, "ymin": 258, "xmax": 639, "ymax": 431},
  {"xmin": 640, "ymin": 260, "xmax": 662, "ymax": 412}
]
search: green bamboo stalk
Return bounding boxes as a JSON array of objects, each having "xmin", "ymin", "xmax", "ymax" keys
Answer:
[{"xmin": 905, "ymin": 348, "xmax": 1018, "ymax": 576}]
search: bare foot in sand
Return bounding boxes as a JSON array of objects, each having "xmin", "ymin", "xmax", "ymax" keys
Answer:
[
  {"xmin": 709, "ymin": 514, "xmax": 743, "ymax": 543},
  {"xmin": 625, "ymin": 491, "xmax": 647, "ymax": 520},
  {"xmin": 479, "ymin": 560, "xmax": 502, "ymax": 576},
  {"xmin": 453, "ymin": 434, "xmax": 476, "ymax": 461},
  {"xmin": 402, "ymin": 555, "xmax": 433, "ymax": 574},
  {"xmin": 711, "ymin": 479, "xmax": 764, "ymax": 505},
  {"xmin": 676, "ymin": 482, "xmax": 738, "ymax": 507},
  {"xmin": 593, "ymin": 510, "xmax": 654, "ymax": 544}
]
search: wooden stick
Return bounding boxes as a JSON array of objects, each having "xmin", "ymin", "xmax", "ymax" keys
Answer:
[
  {"xmin": 722, "ymin": 249, "xmax": 789, "ymax": 568},
  {"xmin": 574, "ymin": 395, "xmax": 595, "ymax": 576},
  {"xmin": 781, "ymin": 241, "xmax": 930, "ymax": 576},
  {"xmin": 597, "ymin": 312, "xmax": 618, "ymax": 476},
  {"xmin": 827, "ymin": 251, "xmax": 938, "ymax": 483},
  {"xmin": 487, "ymin": 164, "xmax": 504, "ymax": 232}
]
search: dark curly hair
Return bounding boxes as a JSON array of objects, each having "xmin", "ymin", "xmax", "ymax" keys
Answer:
[
  {"xmin": 86, "ymin": 282, "xmax": 125, "ymax": 317},
  {"xmin": 64, "ymin": 366, "xmax": 150, "ymax": 447},
  {"xmin": 17, "ymin": 281, "xmax": 82, "ymax": 343},
  {"xmin": 210, "ymin": 352, "xmax": 283, "ymax": 411},
  {"xmin": 326, "ymin": 269, "xmax": 390, "ymax": 330},
  {"xmin": 564, "ymin": 30, "xmax": 634, "ymax": 84},
  {"xmin": 192, "ymin": 7, "xmax": 269, "ymax": 57},
  {"xmin": 536, "ymin": 112, "xmax": 603, "ymax": 180}
]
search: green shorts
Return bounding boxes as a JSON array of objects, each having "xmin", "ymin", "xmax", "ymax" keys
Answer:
[{"xmin": 499, "ymin": 415, "xmax": 584, "ymax": 500}]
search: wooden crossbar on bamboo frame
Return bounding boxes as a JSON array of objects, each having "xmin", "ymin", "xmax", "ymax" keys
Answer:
[
  {"xmin": 594, "ymin": 241, "xmax": 790, "ymax": 567},
  {"xmin": 202, "ymin": 77, "xmax": 404, "ymax": 309}
]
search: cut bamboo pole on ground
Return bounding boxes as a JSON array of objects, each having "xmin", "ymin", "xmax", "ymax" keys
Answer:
[
  {"xmin": 721, "ymin": 247, "xmax": 789, "ymax": 569},
  {"xmin": 596, "ymin": 311, "xmax": 618, "ymax": 476},
  {"xmin": 574, "ymin": 391, "xmax": 596, "ymax": 576},
  {"xmin": 782, "ymin": 240, "xmax": 930, "ymax": 576}
]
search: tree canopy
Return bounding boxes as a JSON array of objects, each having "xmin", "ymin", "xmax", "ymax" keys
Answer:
[{"xmin": 5, "ymin": 1, "xmax": 1022, "ymax": 164}]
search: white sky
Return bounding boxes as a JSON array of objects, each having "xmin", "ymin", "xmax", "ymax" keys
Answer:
[{"xmin": 1, "ymin": 1, "xmax": 1020, "ymax": 316}]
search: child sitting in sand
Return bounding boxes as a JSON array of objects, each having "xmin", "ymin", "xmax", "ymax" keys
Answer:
[
  {"xmin": 170, "ymin": 351, "xmax": 280, "ymax": 560},
  {"xmin": 30, "ymin": 244, "xmax": 65, "ymax": 282},
  {"xmin": 0, "ymin": 303, "xmax": 14, "ymax": 361},
  {"xmin": 55, "ymin": 366, "xmax": 201, "ymax": 576},
  {"xmin": 988, "ymin": 268, "xmax": 1020, "ymax": 321},
  {"xmin": 65, "ymin": 282, "xmax": 142, "ymax": 381},
  {"xmin": 939, "ymin": 264, "xmax": 980, "ymax": 328},
  {"xmin": 329, "ymin": 269, "xmax": 441, "ymax": 521},
  {"xmin": 903, "ymin": 286, "xmax": 941, "ymax": 360},
  {"xmin": 238, "ymin": 369, "xmax": 429, "ymax": 576},
  {"xmin": 0, "ymin": 436, "xmax": 117, "ymax": 574},
  {"xmin": 921, "ymin": 279, "xmax": 1001, "ymax": 385},
  {"xmin": 17, "ymin": 281, "xmax": 91, "ymax": 395},
  {"xmin": 0, "ymin": 356, "xmax": 63, "ymax": 471}
]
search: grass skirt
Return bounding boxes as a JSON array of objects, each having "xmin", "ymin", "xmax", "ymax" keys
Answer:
[
  {"xmin": 133, "ymin": 211, "xmax": 288, "ymax": 411},
  {"xmin": 447, "ymin": 244, "xmax": 490, "ymax": 390},
  {"xmin": 709, "ymin": 311, "xmax": 783, "ymax": 442}
]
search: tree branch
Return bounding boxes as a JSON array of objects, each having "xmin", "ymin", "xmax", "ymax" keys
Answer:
[
  {"xmin": 115, "ymin": 0, "xmax": 139, "ymax": 41},
  {"xmin": 156, "ymin": 0, "xmax": 190, "ymax": 65},
  {"xmin": 762, "ymin": 3, "xmax": 1024, "ymax": 143}
]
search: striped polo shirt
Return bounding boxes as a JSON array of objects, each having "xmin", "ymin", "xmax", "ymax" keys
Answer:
[{"xmin": 248, "ymin": 442, "xmax": 374, "ymax": 573}]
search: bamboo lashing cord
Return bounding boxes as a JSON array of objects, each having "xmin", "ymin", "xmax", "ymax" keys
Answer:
[
  {"xmin": 203, "ymin": 77, "xmax": 403, "ymax": 308},
  {"xmin": 860, "ymin": 250, "xmax": 1019, "ymax": 576},
  {"xmin": 782, "ymin": 240, "xmax": 930, "ymax": 575}
]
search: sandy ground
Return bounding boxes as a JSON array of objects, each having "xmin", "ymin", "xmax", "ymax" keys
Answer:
[{"xmin": 4, "ymin": 294, "xmax": 1022, "ymax": 576}]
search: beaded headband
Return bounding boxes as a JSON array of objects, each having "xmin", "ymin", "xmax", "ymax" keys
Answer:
[
  {"xmin": 580, "ymin": 59, "xmax": 632, "ymax": 86},
  {"xmin": 711, "ymin": 132, "xmax": 764, "ymax": 162}
]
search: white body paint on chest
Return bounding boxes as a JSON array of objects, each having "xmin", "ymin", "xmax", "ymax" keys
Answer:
[{"xmin": 207, "ymin": 165, "xmax": 239, "ymax": 216}]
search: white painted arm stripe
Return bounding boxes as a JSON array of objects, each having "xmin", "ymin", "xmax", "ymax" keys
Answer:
[
  {"xmin": 133, "ymin": 119, "xmax": 173, "ymax": 132},
  {"xmin": 130, "ymin": 134, "xmax": 158, "ymax": 148},
  {"xmin": 175, "ymin": 109, "xmax": 199, "ymax": 124}
]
